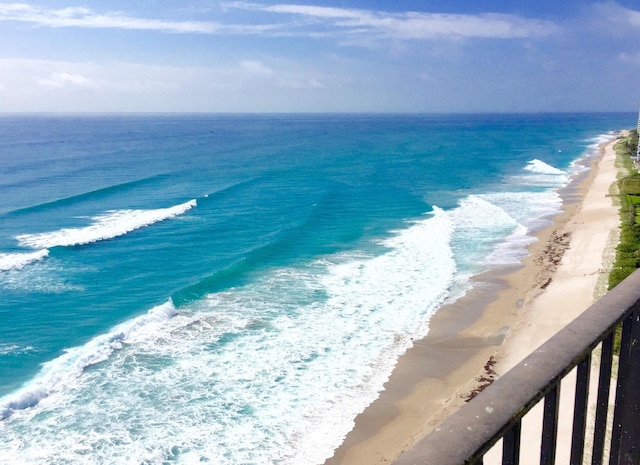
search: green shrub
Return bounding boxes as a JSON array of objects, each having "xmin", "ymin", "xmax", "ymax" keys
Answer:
[
  {"xmin": 609, "ymin": 130, "xmax": 640, "ymax": 291},
  {"xmin": 610, "ymin": 267, "xmax": 637, "ymax": 289}
]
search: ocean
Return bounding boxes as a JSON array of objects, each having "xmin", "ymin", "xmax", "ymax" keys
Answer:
[{"xmin": 0, "ymin": 113, "xmax": 632, "ymax": 464}]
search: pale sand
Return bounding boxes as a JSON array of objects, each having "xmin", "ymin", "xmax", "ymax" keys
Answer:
[
  {"xmin": 494, "ymin": 134, "xmax": 622, "ymax": 374},
  {"xmin": 325, "ymin": 134, "xmax": 623, "ymax": 465}
]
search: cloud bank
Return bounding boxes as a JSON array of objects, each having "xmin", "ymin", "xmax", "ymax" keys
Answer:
[
  {"xmin": 0, "ymin": 3, "xmax": 220, "ymax": 33},
  {"xmin": 0, "ymin": 2, "xmax": 558, "ymax": 41},
  {"xmin": 224, "ymin": 2, "xmax": 559, "ymax": 40}
]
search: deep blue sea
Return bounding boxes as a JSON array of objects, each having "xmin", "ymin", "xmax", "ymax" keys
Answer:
[{"xmin": 0, "ymin": 113, "xmax": 632, "ymax": 464}]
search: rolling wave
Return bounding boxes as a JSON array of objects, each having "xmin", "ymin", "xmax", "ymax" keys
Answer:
[
  {"xmin": 170, "ymin": 183, "xmax": 381, "ymax": 307},
  {"xmin": 5, "ymin": 174, "xmax": 173, "ymax": 217},
  {"xmin": 171, "ymin": 216, "xmax": 316, "ymax": 307},
  {"xmin": 197, "ymin": 176, "xmax": 266, "ymax": 206},
  {"xmin": 0, "ymin": 250, "xmax": 49, "ymax": 272},
  {"xmin": 171, "ymin": 259, "xmax": 251, "ymax": 307},
  {"xmin": 524, "ymin": 158, "xmax": 566, "ymax": 175},
  {"xmin": 15, "ymin": 199, "xmax": 196, "ymax": 249},
  {"xmin": 524, "ymin": 159, "xmax": 567, "ymax": 175},
  {"xmin": 520, "ymin": 159, "xmax": 569, "ymax": 187}
]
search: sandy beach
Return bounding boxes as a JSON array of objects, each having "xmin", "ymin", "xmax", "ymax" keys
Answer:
[{"xmin": 325, "ymin": 133, "xmax": 623, "ymax": 465}]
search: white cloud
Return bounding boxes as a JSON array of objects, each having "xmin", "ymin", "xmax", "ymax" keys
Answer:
[
  {"xmin": 604, "ymin": 3, "xmax": 640, "ymax": 27},
  {"xmin": 224, "ymin": 2, "xmax": 559, "ymax": 40},
  {"xmin": 236, "ymin": 59, "xmax": 329, "ymax": 91},
  {"xmin": 36, "ymin": 72, "xmax": 98, "ymax": 88},
  {"xmin": 590, "ymin": 3, "xmax": 640, "ymax": 32},
  {"xmin": 0, "ymin": 2, "xmax": 220, "ymax": 33},
  {"xmin": 629, "ymin": 10, "xmax": 640, "ymax": 27},
  {"xmin": 417, "ymin": 73, "xmax": 437, "ymax": 83},
  {"xmin": 277, "ymin": 76, "xmax": 325, "ymax": 89},
  {"xmin": 240, "ymin": 60, "xmax": 275, "ymax": 76},
  {"xmin": 619, "ymin": 51, "xmax": 640, "ymax": 65},
  {"xmin": 251, "ymin": 4, "xmax": 365, "ymax": 20},
  {"xmin": 0, "ymin": 2, "xmax": 558, "ymax": 41},
  {"xmin": 0, "ymin": 58, "xmax": 332, "ymax": 112},
  {"xmin": 237, "ymin": 59, "xmax": 327, "ymax": 90},
  {"xmin": 0, "ymin": 59, "xmax": 186, "ymax": 96}
]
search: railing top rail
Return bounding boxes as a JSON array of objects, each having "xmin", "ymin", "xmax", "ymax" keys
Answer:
[{"xmin": 392, "ymin": 268, "xmax": 640, "ymax": 465}]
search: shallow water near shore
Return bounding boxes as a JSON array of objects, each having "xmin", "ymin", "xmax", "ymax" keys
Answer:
[{"xmin": 0, "ymin": 113, "xmax": 633, "ymax": 464}]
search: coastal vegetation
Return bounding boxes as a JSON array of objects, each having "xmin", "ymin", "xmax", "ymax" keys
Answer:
[{"xmin": 609, "ymin": 129, "xmax": 640, "ymax": 290}]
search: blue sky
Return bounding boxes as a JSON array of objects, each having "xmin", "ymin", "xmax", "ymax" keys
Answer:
[{"xmin": 0, "ymin": 1, "xmax": 639, "ymax": 112}]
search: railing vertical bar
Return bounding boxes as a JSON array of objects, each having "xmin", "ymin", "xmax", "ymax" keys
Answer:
[
  {"xmin": 502, "ymin": 420, "xmax": 521, "ymax": 465},
  {"xmin": 617, "ymin": 311, "xmax": 640, "ymax": 464},
  {"xmin": 609, "ymin": 316, "xmax": 634, "ymax": 465},
  {"xmin": 541, "ymin": 384, "xmax": 561, "ymax": 465},
  {"xmin": 592, "ymin": 333, "xmax": 614, "ymax": 465},
  {"xmin": 571, "ymin": 354, "xmax": 591, "ymax": 465}
]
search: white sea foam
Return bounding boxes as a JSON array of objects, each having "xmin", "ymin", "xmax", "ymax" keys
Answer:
[
  {"xmin": 447, "ymin": 157, "xmax": 567, "ymax": 289},
  {"xmin": 524, "ymin": 158, "xmax": 566, "ymax": 176},
  {"xmin": 484, "ymin": 223, "xmax": 537, "ymax": 266},
  {"xmin": 449, "ymin": 195, "xmax": 520, "ymax": 270},
  {"xmin": 0, "ymin": 300, "xmax": 178, "ymax": 421},
  {"xmin": 478, "ymin": 189, "xmax": 562, "ymax": 266},
  {"xmin": 518, "ymin": 159, "xmax": 569, "ymax": 187},
  {"xmin": 15, "ymin": 199, "xmax": 197, "ymax": 249},
  {"xmin": 0, "ymin": 344, "xmax": 35, "ymax": 356},
  {"xmin": 291, "ymin": 208, "xmax": 456, "ymax": 463},
  {"xmin": 0, "ymin": 250, "xmax": 49, "ymax": 272},
  {"xmin": 0, "ymin": 209, "xmax": 456, "ymax": 465},
  {"xmin": 566, "ymin": 132, "xmax": 618, "ymax": 180},
  {"xmin": 482, "ymin": 190, "xmax": 563, "ymax": 231},
  {"xmin": 451, "ymin": 195, "xmax": 518, "ymax": 232},
  {"xmin": 0, "ymin": 258, "xmax": 82, "ymax": 293},
  {"xmin": 587, "ymin": 133, "xmax": 616, "ymax": 148}
]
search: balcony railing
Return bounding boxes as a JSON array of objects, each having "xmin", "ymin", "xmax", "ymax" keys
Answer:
[{"xmin": 392, "ymin": 268, "xmax": 640, "ymax": 465}]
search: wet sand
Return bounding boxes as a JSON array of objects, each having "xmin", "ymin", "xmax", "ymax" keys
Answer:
[{"xmin": 325, "ymin": 134, "xmax": 623, "ymax": 465}]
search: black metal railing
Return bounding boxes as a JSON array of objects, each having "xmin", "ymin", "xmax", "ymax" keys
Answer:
[{"xmin": 392, "ymin": 268, "xmax": 640, "ymax": 465}]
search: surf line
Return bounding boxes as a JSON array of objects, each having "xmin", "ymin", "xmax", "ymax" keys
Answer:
[{"xmin": 0, "ymin": 200, "xmax": 198, "ymax": 273}]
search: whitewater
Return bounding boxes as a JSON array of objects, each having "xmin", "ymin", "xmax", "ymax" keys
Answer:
[{"xmin": 0, "ymin": 113, "xmax": 632, "ymax": 464}]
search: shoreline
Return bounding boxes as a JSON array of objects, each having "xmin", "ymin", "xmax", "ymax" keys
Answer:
[{"xmin": 325, "ymin": 133, "xmax": 623, "ymax": 465}]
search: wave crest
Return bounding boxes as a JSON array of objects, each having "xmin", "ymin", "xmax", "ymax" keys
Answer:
[
  {"xmin": 15, "ymin": 200, "xmax": 196, "ymax": 249},
  {"xmin": 0, "ymin": 250, "xmax": 49, "ymax": 272},
  {"xmin": 524, "ymin": 159, "xmax": 566, "ymax": 175}
]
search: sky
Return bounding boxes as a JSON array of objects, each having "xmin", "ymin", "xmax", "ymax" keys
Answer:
[{"xmin": 0, "ymin": 0, "xmax": 639, "ymax": 113}]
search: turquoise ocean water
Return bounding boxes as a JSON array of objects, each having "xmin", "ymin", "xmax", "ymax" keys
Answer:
[{"xmin": 0, "ymin": 113, "xmax": 633, "ymax": 464}]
